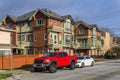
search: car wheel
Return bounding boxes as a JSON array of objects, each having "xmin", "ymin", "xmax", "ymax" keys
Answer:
[
  {"xmin": 48, "ymin": 63, "xmax": 57, "ymax": 73},
  {"xmin": 90, "ymin": 61, "xmax": 94, "ymax": 67},
  {"xmin": 70, "ymin": 61, "xmax": 75, "ymax": 70},
  {"xmin": 81, "ymin": 62, "xmax": 84, "ymax": 68}
]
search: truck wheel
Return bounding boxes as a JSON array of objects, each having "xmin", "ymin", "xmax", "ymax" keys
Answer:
[
  {"xmin": 48, "ymin": 63, "xmax": 57, "ymax": 73},
  {"xmin": 70, "ymin": 61, "xmax": 75, "ymax": 70}
]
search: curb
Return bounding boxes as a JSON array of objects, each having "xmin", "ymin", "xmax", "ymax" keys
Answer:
[{"xmin": 95, "ymin": 61, "xmax": 106, "ymax": 65}]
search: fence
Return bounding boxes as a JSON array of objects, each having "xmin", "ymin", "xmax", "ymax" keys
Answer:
[{"xmin": 0, "ymin": 54, "xmax": 43, "ymax": 69}]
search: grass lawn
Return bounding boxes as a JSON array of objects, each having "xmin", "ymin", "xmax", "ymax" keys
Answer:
[{"xmin": 0, "ymin": 73, "xmax": 12, "ymax": 79}]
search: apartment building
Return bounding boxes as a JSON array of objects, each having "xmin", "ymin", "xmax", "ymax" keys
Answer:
[{"xmin": 75, "ymin": 21, "xmax": 104, "ymax": 56}]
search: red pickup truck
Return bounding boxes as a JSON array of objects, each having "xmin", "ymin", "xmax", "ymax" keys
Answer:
[{"xmin": 33, "ymin": 52, "xmax": 77, "ymax": 73}]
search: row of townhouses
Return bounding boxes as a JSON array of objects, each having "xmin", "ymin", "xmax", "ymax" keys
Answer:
[{"xmin": 0, "ymin": 8, "xmax": 113, "ymax": 56}]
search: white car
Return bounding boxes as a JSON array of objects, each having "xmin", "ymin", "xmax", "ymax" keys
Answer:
[{"xmin": 76, "ymin": 56, "xmax": 94, "ymax": 68}]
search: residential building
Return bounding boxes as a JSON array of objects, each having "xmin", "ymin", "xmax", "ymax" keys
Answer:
[
  {"xmin": 0, "ymin": 25, "xmax": 16, "ymax": 55},
  {"xmin": 75, "ymin": 21, "xmax": 104, "ymax": 56},
  {"xmin": 103, "ymin": 32, "xmax": 113, "ymax": 53},
  {"xmin": 2, "ymin": 14, "xmax": 17, "ymax": 54},
  {"xmin": 62, "ymin": 15, "xmax": 75, "ymax": 55}
]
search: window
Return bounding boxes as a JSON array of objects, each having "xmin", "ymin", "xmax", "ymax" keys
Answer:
[
  {"xmin": 7, "ymin": 23, "xmax": 12, "ymax": 29},
  {"xmin": 44, "ymin": 33, "xmax": 47, "ymax": 40},
  {"xmin": 60, "ymin": 21, "xmax": 63, "ymax": 26},
  {"xmin": 65, "ymin": 35, "xmax": 71, "ymax": 43},
  {"xmin": 79, "ymin": 29, "xmax": 85, "ymax": 34},
  {"xmin": 50, "ymin": 34, "xmax": 52, "ymax": 39},
  {"xmin": 26, "ymin": 34, "xmax": 33, "ymax": 41},
  {"xmin": 65, "ymin": 22, "xmax": 71, "ymax": 31},
  {"xmin": 27, "ymin": 49, "xmax": 33, "ymax": 54},
  {"xmin": 21, "ymin": 35, "xmax": 25, "ymax": 41},
  {"xmin": 37, "ymin": 18, "xmax": 44, "ymax": 26},
  {"xmin": 28, "ymin": 21, "xmax": 32, "ymax": 27},
  {"xmin": 80, "ymin": 39, "xmax": 87, "ymax": 46},
  {"xmin": 34, "ymin": 34, "xmax": 37, "ymax": 41},
  {"xmin": 50, "ymin": 19, "xmax": 52, "ymax": 24}
]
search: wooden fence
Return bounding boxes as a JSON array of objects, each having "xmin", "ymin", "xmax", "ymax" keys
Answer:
[{"xmin": 0, "ymin": 54, "xmax": 43, "ymax": 69}]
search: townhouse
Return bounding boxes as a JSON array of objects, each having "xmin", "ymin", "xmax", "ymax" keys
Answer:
[
  {"xmin": 74, "ymin": 21, "xmax": 104, "ymax": 56},
  {"xmin": 1, "ymin": 8, "xmax": 75, "ymax": 55},
  {"xmin": 0, "ymin": 8, "xmax": 113, "ymax": 56}
]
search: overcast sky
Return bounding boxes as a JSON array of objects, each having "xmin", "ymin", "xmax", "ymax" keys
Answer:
[{"xmin": 0, "ymin": 0, "xmax": 120, "ymax": 35}]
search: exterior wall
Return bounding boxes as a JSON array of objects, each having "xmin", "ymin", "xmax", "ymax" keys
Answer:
[
  {"xmin": 0, "ymin": 31, "xmax": 10, "ymax": 44},
  {"xmin": 3, "ymin": 17, "xmax": 17, "ymax": 46},
  {"xmin": 33, "ymin": 11, "xmax": 47, "ymax": 49},
  {"xmin": 103, "ymin": 32, "xmax": 112, "ymax": 53},
  {"xmin": 0, "ymin": 30, "xmax": 11, "ymax": 55}
]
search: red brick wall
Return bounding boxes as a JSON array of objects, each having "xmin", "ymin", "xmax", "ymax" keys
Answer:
[{"xmin": 33, "ymin": 11, "xmax": 47, "ymax": 48}]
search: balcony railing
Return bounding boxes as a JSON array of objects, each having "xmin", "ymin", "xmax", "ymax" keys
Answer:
[{"xmin": 47, "ymin": 26, "xmax": 63, "ymax": 32}]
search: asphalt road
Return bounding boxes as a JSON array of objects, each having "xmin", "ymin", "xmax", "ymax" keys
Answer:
[{"xmin": 20, "ymin": 61, "xmax": 120, "ymax": 80}]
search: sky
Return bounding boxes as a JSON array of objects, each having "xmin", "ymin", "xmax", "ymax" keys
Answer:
[{"xmin": 0, "ymin": 0, "xmax": 120, "ymax": 35}]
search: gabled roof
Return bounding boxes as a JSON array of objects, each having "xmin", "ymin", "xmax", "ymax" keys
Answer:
[
  {"xmin": 39, "ymin": 8, "xmax": 63, "ymax": 20},
  {"xmin": 17, "ymin": 8, "xmax": 63, "ymax": 22},
  {"xmin": 5, "ymin": 14, "xmax": 17, "ymax": 22},
  {"xmin": 61, "ymin": 15, "xmax": 74, "ymax": 24},
  {"xmin": 17, "ymin": 10, "xmax": 36, "ymax": 22},
  {"xmin": 75, "ymin": 20, "xmax": 90, "ymax": 29}
]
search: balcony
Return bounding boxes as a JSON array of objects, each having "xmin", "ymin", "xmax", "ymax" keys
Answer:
[
  {"xmin": 47, "ymin": 26, "xmax": 63, "ymax": 32},
  {"xmin": 77, "ymin": 44, "xmax": 96, "ymax": 49},
  {"xmin": 76, "ymin": 36, "xmax": 91, "ymax": 39},
  {"xmin": 47, "ymin": 39, "xmax": 62, "ymax": 48}
]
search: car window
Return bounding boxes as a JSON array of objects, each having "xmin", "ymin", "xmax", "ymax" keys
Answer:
[
  {"xmin": 44, "ymin": 52, "xmax": 56, "ymax": 57},
  {"xmin": 77, "ymin": 57, "xmax": 84, "ymax": 60},
  {"xmin": 63, "ymin": 52, "xmax": 67, "ymax": 57},
  {"xmin": 59, "ymin": 52, "xmax": 63, "ymax": 57},
  {"xmin": 86, "ymin": 56, "xmax": 90, "ymax": 59}
]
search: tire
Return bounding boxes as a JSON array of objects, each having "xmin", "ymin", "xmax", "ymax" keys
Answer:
[
  {"xmin": 48, "ymin": 63, "xmax": 57, "ymax": 73},
  {"xmin": 81, "ymin": 62, "xmax": 84, "ymax": 68},
  {"xmin": 34, "ymin": 68, "xmax": 42, "ymax": 72},
  {"xmin": 90, "ymin": 61, "xmax": 94, "ymax": 67},
  {"xmin": 70, "ymin": 61, "xmax": 75, "ymax": 70}
]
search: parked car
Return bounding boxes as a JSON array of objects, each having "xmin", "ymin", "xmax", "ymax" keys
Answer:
[
  {"xmin": 33, "ymin": 52, "xmax": 77, "ymax": 73},
  {"xmin": 75, "ymin": 56, "xmax": 94, "ymax": 68}
]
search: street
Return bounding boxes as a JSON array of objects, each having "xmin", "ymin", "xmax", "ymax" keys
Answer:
[{"xmin": 19, "ymin": 61, "xmax": 120, "ymax": 80}]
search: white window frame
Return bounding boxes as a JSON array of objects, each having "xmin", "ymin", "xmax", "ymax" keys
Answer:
[{"xmin": 37, "ymin": 18, "xmax": 44, "ymax": 26}]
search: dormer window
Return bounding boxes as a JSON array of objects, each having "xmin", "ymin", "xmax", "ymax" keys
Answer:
[
  {"xmin": 37, "ymin": 18, "xmax": 44, "ymax": 26},
  {"xmin": 79, "ymin": 29, "xmax": 85, "ymax": 34}
]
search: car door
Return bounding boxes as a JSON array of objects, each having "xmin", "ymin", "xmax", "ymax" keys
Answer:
[
  {"xmin": 57, "ymin": 52, "xmax": 64, "ymax": 67},
  {"xmin": 86, "ymin": 56, "xmax": 91, "ymax": 66}
]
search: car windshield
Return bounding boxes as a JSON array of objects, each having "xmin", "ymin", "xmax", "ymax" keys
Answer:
[
  {"xmin": 77, "ymin": 56, "xmax": 84, "ymax": 60},
  {"xmin": 43, "ymin": 52, "xmax": 56, "ymax": 57}
]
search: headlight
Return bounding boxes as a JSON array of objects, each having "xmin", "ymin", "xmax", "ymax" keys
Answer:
[
  {"xmin": 77, "ymin": 61, "xmax": 81, "ymax": 63},
  {"xmin": 43, "ymin": 60, "xmax": 50, "ymax": 64}
]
